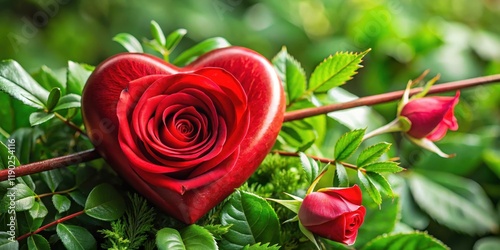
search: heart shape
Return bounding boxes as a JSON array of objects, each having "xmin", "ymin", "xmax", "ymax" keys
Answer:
[{"xmin": 82, "ymin": 47, "xmax": 285, "ymax": 224}]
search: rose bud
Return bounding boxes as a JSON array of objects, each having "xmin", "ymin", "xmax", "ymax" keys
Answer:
[
  {"xmin": 400, "ymin": 91, "xmax": 460, "ymax": 141},
  {"xmin": 298, "ymin": 185, "xmax": 366, "ymax": 245}
]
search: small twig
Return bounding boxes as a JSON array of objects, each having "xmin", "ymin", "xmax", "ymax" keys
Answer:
[
  {"xmin": 16, "ymin": 210, "xmax": 85, "ymax": 241},
  {"xmin": 284, "ymin": 74, "xmax": 500, "ymax": 122},
  {"xmin": 0, "ymin": 149, "xmax": 100, "ymax": 181},
  {"xmin": 37, "ymin": 187, "xmax": 77, "ymax": 199},
  {"xmin": 272, "ymin": 150, "xmax": 359, "ymax": 171},
  {"xmin": 53, "ymin": 112, "xmax": 87, "ymax": 136}
]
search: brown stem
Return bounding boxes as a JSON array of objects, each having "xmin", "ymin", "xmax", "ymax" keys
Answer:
[
  {"xmin": 0, "ymin": 149, "xmax": 100, "ymax": 181},
  {"xmin": 3, "ymin": 74, "xmax": 499, "ymax": 179},
  {"xmin": 284, "ymin": 74, "xmax": 500, "ymax": 122},
  {"xmin": 16, "ymin": 210, "xmax": 85, "ymax": 241}
]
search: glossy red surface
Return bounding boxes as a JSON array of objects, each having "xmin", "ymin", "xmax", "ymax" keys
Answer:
[{"xmin": 82, "ymin": 47, "xmax": 285, "ymax": 223}]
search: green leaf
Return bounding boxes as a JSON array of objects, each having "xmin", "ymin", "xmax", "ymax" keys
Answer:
[
  {"xmin": 0, "ymin": 60, "xmax": 49, "ymax": 108},
  {"xmin": 366, "ymin": 172, "xmax": 394, "ymax": 197},
  {"xmin": 113, "ymin": 33, "xmax": 144, "ymax": 53},
  {"xmin": 156, "ymin": 228, "xmax": 185, "ymax": 250},
  {"xmin": 165, "ymin": 28, "xmax": 187, "ymax": 52},
  {"xmin": 298, "ymin": 152, "xmax": 319, "ymax": 184},
  {"xmin": 9, "ymin": 127, "xmax": 39, "ymax": 165},
  {"xmin": 272, "ymin": 47, "xmax": 307, "ymax": 105},
  {"xmin": 204, "ymin": 224, "xmax": 232, "ymax": 240},
  {"xmin": 40, "ymin": 169, "xmax": 63, "ymax": 192},
  {"xmin": 54, "ymin": 94, "xmax": 81, "ymax": 111},
  {"xmin": 298, "ymin": 222, "xmax": 320, "ymax": 250},
  {"xmin": 361, "ymin": 232, "xmax": 449, "ymax": 250},
  {"xmin": 84, "ymin": 183, "xmax": 125, "ymax": 221},
  {"xmin": 29, "ymin": 200, "xmax": 48, "ymax": 219},
  {"xmin": 474, "ymin": 237, "xmax": 500, "ymax": 250},
  {"xmin": 53, "ymin": 194, "xmax": 71, "ymax": 213},
  {"xmin": 0, "ymin": 232, "xmax": 18, "ymax": 249},
  {"xmin": 46, "ymin": 87, "xmax": 61, "ymax": 111},
  {"xmin": 31, "ymin": 65, "xmax": 66, "ymax": 94},
  {"xmin": 357, "ymin": 142, "xmax": 391, "ymax": 167},
  {"xmin": 363, "ymin": 162, "xmax": 403, "ymax": 174},
  {"xmin": 308, "ymin": 49, "xmax": 370, "ymax": 93},
  {"xmin": 357, "ymin": 170, "xmax": 382, "ymax": 205},
  {"xmin": 180, "ymin": 225, "xmax": 217, "ymax": 250},
  {"xmin": 29, "ymin": 112, "xmax": 55, "ymax": 126},
  {"xmin": 354, "ymin": 196, "xmax": 400, "ymax": 247},
  {"xmin": 408, "ymin": 171, "xmax": 498, "ymax": 235},
  {"xmin": 17, "ymin": 210, "xmax": 44, "ymax": 232},
  {"xmin": 243, "ymin": 242, "xmax": 281, "ymax": 249},
  {"xmin": 221, "ymin": 190, "xmax": 280, "ymax": 249},
  {"xmin": 335, "ymin": 162, "xmax": 349, "ymax": 187},
  {"xmin": 267, "ymin": 198, "xmax": 302, "ymax": 214},
  {"xmin": 57, "ymin": 223, "xmax": 97, "ymax": 250},
  {"xmin": 278, "ymin": 119, "xmax": 317, "ymax": 152},
  {"xmin": 334, "ymin": 129, "xmax": 366, "ymax": 161},
  {"xmin": 150, "ymin": 20, "xmax": 166, "ymax": 46},
  {"xmin": 0, "ymin": 183, "xmax": 35, "ymax": 212},
  {"xmin": 173, "ymin": 37, "xmax": 230, "ymax": 66},
  {"xmin": 27, "ymin": 234, "xmax": 50, "ymax": 250},
  {"xmin": 67, "ymin": 61, "xmax": 93, "ymax": 95}
]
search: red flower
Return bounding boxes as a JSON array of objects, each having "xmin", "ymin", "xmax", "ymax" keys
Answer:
[
  {"xmin": 298, "ymin": 185, "xmax": 366, "ymax": 245},
  {"xmin": 116, "ymin": 68, "xmax": 250, "ymax": 193},
  {"xmin": 400, "ymin": 91, "xmax": 460, "ymax": 141}
]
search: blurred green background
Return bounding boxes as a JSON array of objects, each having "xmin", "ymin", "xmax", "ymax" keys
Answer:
[{"xmin": 1, "ymin": 0, "xmax": 500, "ymax": 249}]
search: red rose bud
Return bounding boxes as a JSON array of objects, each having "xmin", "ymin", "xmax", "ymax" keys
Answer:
[
  {"xmin": 400, "ymin": 91, "xmax": 460, "ymax": 141},
  {"xmin": 298, "ymin": 185, "xmax": 366, "ymax": 245}
]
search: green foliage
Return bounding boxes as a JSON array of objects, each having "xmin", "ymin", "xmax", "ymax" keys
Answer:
[
  {"xmin": 357, "ymin": 142, "xmax": 392, "ymax": 167},
  {"xmin": 113, "ymin": 33, "xmax": 144, "ymax": 53},
  {"xmin": 0, "ymin": 60, "xmax": 49, "ymax": 109},
  {"xmin": 362, "ymin": 232, "xmax": 449, "ymax": 250},
  {"xmin": 57, "ymin": 223, "xmax": 97, "ymax": 250},
  {"xmin": 164, "ymin": 29, "xmax": 187, "ymax": 52},
  {"xmin": 156, "ymin": 225, "xmax": 217, "ymax": 250},
  {"xmin": 272, "ymin": 47, "xmax": 307, "ymax": 106},
  {"xmin": 243, "ymin": 242, "xmax": 281, "ymax": 250},
  {"xmin": 407, "ymin": 171, "xmax": 498, "ymax": 235},
  {"xmin": 220, "ymin": 190, "xmax": 281, "ymax": 249},
  {"xmin": 358, "ymin": 170, "xmax": 382, "ymax": 205},
  {"xmin": 335, "ymin": 162, "xmax": 349, "ymax": 187},
  {"xmin": 173, "ymin": 37, "xmax": 231, "ymax": 66},
  {"xmin": 85, "ymin": 183, "xmax": 126, "ymax": 221},
  {"xmin": 308, "ymin": 49, "xmax": 370, "ymax": 94},
  {"xmin": 334, "ymin": 129, "xmax": 366, "ymax": 161},
  {"xmin": 0, "ymin": 183, "xmax": 35, "ymax": 212},
  {"xmin": 100, "ymin": 193, "xmax": 157, "ymax": 250},
  {"xmin": 203, "ymin": 224, "xmax": 232, "ymax": 240},
  {"xmin": 362, "ymin": 162, "xmax": 403, "ymax": 173},
  {"xmin": 66, "ymin": 61, "xmax": 93, "ymax": 96},
  {"xmin": 298, "ymin": 152, "xmax": 320, "ymax": 185},
  {"xmin": 53, "ymin": 194, "xmax": 71, "ymax": 213},
  {"xmin": 27, "ymin": 234, "xmax": 51, "ymax": 250},
  {"xmin": 354, "ymin": 195, "xmax": 400, "ymax": 247}
]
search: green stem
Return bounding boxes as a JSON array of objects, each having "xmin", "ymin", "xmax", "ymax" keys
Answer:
[
  {"xmin": 363, "ymin": 118, "xmax": 405, "ymax": 141},
  {"xmin": 53, "ymin": 112, "xmax": 86, "ymax": 136},
  {"xmin": 0, "ymin": 126, "xmax": 10, "ymax": 138},
  {"xmin": 37, "ymin": 186, "xmax": 77, "ymax": 199}
]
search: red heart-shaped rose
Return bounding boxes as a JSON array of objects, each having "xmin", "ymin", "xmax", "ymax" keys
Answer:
[{"xmin": 82, "ymin": 47, "xmax": 285, "ymax": 224}]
